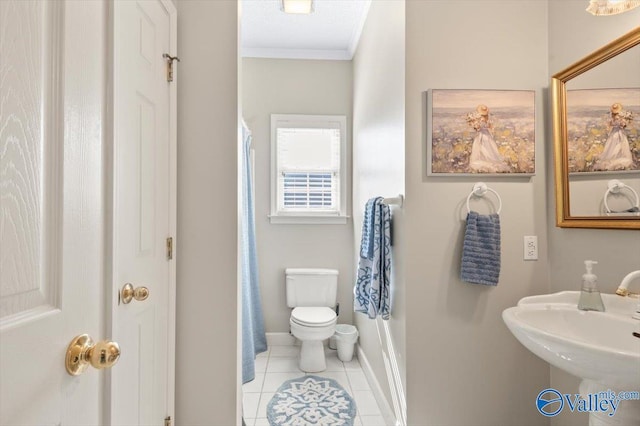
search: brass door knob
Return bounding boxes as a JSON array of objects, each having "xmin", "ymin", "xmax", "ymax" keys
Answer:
[
  {"xmin": 65, "ymin": 334, "xmax": 121, "ymax": 376},
  {"xmin": 120, "ymin": 283, "xmax": 150, "ymax": 304}
]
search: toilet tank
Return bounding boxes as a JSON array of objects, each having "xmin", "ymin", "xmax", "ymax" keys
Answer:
[{"xmin": 285, "ymin": 268, "xmax": 338, "ymax": 308}]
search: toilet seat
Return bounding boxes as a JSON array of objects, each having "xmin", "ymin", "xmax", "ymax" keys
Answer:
[{"xmin": 291, "ymin": 307, "xmax": 337, "ymax": 327}]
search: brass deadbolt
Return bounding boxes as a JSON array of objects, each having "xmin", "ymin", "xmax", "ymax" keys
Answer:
[{"xmin": 120, "ymin": 283, "xmax": 150, "ymax": 304}]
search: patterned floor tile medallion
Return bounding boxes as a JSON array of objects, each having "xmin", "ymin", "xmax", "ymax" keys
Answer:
[{"xmin": 267, "ymin": 375, "xmax": 357, "ymax": 425}]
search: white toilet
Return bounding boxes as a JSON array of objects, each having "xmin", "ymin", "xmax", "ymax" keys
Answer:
[{"xmin": 286, "ymin": 268, "xmax": 338, "ymax": 373}]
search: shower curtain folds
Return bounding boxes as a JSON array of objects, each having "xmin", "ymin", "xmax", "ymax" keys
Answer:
[{"xmin": 241, "ymin": 122, "xmax": 267, "ymax": 384}]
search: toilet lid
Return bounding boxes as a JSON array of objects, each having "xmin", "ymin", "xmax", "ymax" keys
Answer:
[{"xmin": 291, "ymin": 307, "xmax": 337, "ymax": 327}]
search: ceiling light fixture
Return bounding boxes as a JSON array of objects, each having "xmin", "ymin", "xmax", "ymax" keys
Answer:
[
  {"xmin": 586, "ymin": 0, "xmax": 640, "ymax": 15},
  {"xmin": 281, "ymin": 0, "xmax": 314, "ymax": 15}
]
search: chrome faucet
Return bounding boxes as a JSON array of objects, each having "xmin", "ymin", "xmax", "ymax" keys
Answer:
[{"xmin": 616, "ymin": 270, "xmax": 640, "ymax": 320}]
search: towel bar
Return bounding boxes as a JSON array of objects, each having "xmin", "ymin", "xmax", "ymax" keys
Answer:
[
  {"xmin": 604, "ymin": 179, "xmax": 640, "ymax": 213},
  {"xmin": 383, "ymin": 194, "xmax": 404, "ymax": 207},
  {"xmin": 466, "ymin": 182, "xmax": 502, "ymax": 214}
]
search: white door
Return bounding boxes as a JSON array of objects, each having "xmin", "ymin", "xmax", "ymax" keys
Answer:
[
  {"xmin": 1, "ymin": 1, "xmax": 107, "ymax": 425},
  {"xmin": 111, "ymin": 1, "xmax": 177, "ymax": 425}
]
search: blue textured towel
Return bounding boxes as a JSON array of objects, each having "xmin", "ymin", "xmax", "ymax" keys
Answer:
[
  {"xmin": 460, "ymin": 211, "xmax": 501, "ymax": 286},
  {"xmin": 359, "ymin": 198, "xmax": 377, "ymax": 260},
  {"xmin": 354, "ymin": 197, "xmax": 391, "ymax": 319}
]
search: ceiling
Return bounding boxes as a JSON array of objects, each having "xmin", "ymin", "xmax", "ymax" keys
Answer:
[{"xmin": 241, "ymin": 0, "xmax": 372, "ymax": 60}]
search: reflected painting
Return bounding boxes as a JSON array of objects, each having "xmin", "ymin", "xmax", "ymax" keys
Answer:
[
  {"xmin": 566, "ymin": 88, "xmax": 640, "ymax": 173},
  {"xmin": 428, "ymin": 89, "xmax": 535, "ymax": 175}
]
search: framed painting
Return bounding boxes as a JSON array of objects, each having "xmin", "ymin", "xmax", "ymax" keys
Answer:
[
  {"xmin": 566, "ymin": 88, "xmax": 640, "ymax": 174},
  {"xmin": 427, "ymin": 89, "xmax": 536, "ymax": 176}
]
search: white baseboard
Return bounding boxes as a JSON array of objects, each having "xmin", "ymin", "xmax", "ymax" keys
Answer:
[
  {"xmin": 266, "ymin": 332, "xmax": 297, "ymax": 346},
  {"xmin": 356, "ymin": 345, "xmax": 399, "ymax": 426}
]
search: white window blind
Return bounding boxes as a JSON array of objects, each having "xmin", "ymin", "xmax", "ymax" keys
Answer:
[
  {"xmin": 270, "ymin": 115, "xmax": 347, "ymax": 223},
  {"xmin": 277, "ymin": 127, "xmax": 340, "ymax": 213},
  {"xmin": 282, "ymin": 172, "xmax": 333, "ymax": 209}
]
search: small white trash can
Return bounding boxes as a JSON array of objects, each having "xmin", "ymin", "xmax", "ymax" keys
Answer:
[
  {"xmin": 334, "ymin": 324, "xmax": 358, "ymax": 362},
  {"xmin": 329, "ymin": 335, "xmax": 337, "ymax": 350}
]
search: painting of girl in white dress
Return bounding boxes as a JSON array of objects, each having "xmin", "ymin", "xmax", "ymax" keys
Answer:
[
  {"xmin": 429, "ymin": 89, "xmax": 535, "ymax": 175},
  {"xmin": 593, "ymin": 103, "xmax": 634, "ymax": 171},
  {"xmin": 566, "ymin": 88, "xmax": 639, "ymax": 173},
  {"xmin": 466, "ymin": 104, "xmax": 510, "ymax": 173}
]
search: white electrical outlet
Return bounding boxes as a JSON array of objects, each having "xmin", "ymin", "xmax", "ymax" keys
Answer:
[{"xmin": 524, "ymin": 236, "xmax": 538, "ymax": 260}]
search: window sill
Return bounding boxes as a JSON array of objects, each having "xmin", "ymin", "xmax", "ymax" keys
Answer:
[{"xmin": 268, "ymin": 215, "xmax": 349, "ymax": 225}]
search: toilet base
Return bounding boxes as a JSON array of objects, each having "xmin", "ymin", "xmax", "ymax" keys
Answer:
[{"xmin": 298, "ymin": 340, "xmax": 326, "ymax": 373}]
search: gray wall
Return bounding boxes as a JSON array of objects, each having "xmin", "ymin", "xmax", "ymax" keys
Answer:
[
  {"xmin": 547, "ymin": 2, "xmax": 640, "ymax": 425},
  {"xmin": 176, "ymin": 1, "xmax": 239, "ymax": 424},
  {"xmin": 352, "ymin": 0, "xmax": 406, "ymax": 420},
  {"xmin": 242, "ymin": 58, "xmax": 354, "ymax": 332},
  {"xmin": 405, "ymin": 1, "xmax": 551, "ymax": 425}
]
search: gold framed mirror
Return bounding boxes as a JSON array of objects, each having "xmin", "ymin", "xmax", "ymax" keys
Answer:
[{"xmin": 551, "ymin": 26, "xmax": 640, "ymax": 229}]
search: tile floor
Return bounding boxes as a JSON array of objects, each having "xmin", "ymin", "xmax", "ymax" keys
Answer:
[{"xmin": 242, "ymin": 345, "xmax": 387, "ymax": 426}]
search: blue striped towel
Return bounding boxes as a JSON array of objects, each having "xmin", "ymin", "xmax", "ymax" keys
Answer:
[
  {"xmin": 354, "ymin": 197, "xmax": 391, "ymax": 319},
  {"xmin": 460, "ymin": 211, "xmax": 501, "ymax": 286}
]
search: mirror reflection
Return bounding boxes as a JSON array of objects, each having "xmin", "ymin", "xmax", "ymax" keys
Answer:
[
  {"xmin": 565, "ymin": 44, "xmax": 640, "ymax": 217},
  {"xmin": 552, "ymin": 26, "xmax": 640, "ymax": 229}
]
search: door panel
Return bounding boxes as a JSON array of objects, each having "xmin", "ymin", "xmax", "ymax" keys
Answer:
[
  {"xmin": 1, "ymin": 1, "xmax": 106, "ymax": 425},
  {"xmin": 0, "ymin": 0, "xmax": 62, "ymax": 323},
  {"xmin": 138, "ymin": 95, "xmax": 158, "ymax": 255},
  {"xmin": 111, "ymin": 1, "xmax": 176, "ymax": 425}
]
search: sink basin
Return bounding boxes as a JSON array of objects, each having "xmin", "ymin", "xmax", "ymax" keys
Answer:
[{"xmin": 503, "ymin": 291, "xmax": 640, "ymax": 388}]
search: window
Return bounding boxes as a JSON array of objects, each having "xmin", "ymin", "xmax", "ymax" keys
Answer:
[{"xmin": 271, "ymin": 114, "xmax": 347, "ymax": 224}]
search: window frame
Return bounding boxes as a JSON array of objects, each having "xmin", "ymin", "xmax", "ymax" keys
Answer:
[{"xmin": 270, "ymin": 114, "xmax": 348, "ymax": 224}]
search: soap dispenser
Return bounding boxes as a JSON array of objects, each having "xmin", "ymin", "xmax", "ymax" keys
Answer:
[{"xmin": 578, "ymin": 260, "xmax": 605, "ymax": 312}]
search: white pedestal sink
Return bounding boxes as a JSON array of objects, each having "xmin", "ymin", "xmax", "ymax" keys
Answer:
[{"xmin": 503, "ymin": 292, "xmax": 640, "ymax": 425}]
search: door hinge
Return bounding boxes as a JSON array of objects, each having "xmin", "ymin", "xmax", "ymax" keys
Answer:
[
  {"xmin": 166, "ymin": 237, "xmax": 173, "ymax": 260},
  {"xmin": 162, "ymin": 53, "xmax": 180, "ymax": 82},
  {"xmin": 164, "ymin": 416, "xmax": 172, "ymax": 426}
]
